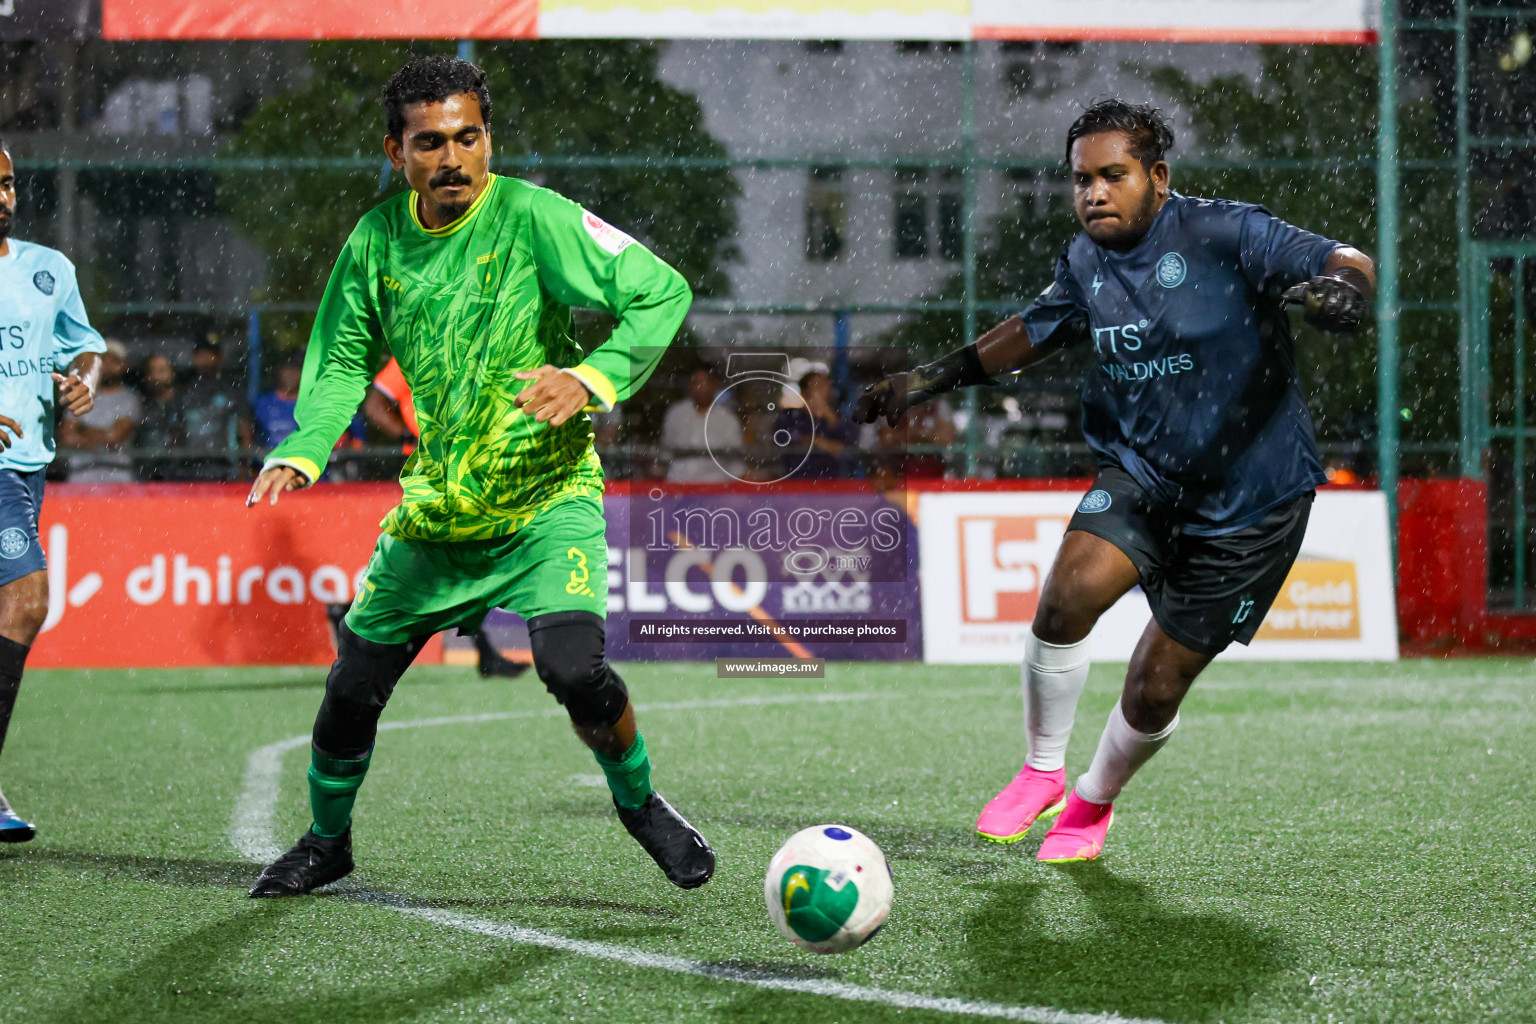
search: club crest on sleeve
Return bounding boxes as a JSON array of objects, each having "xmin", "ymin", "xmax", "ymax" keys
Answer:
[
  {"xmin": 0, "ymin": 528, "xmax": 30, "ymax": 559},
  {"xmin": 1156, "ymin": 253, "xmax": 1186, "ymax": 289},
  {"xmin": 582, "ymin": 211, "xmax": 636, "ymax": 256},
  {"xmin": 1077, "ymin": 489, "xmax": 1112, "ymax": 514},
  {"xmin": 32, "ymin": 271, "xmax": 55, "ymax": 296}
]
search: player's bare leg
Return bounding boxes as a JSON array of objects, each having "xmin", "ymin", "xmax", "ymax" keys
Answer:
[
  {"xmin": 572, "ymin": 699, "xmax": 638, "ymax": 758},
  {"xmin": 1120, "ymin": 624, "xmax": 1214, "ymax": 734},
  {"xmin": 0, "ymin": 569, "xmax": 48, "ymax": 842},
  {"xmin": 0, "ymin": 569, "xmax": 48, "ymax": 648},
  {"xmin": 1032, "ymin": 531, "xmax": 1143, "ymax": 646},
  {"xmin": 1038, "ymin": 620, "xmax": 1212, "ymax": 863},
  {"xmin": 978, "ymin": 533, "xmax": 1140, "ymax": 842}
]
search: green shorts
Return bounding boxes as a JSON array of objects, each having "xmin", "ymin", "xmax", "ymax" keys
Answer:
[{"xmin": 345, "ymin": 495, "xmax": 609, "ymax": 645}]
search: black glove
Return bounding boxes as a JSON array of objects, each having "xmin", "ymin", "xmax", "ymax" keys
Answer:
[
  {"xmin": 852, "ymin": 373, "xmax": 911, "ymax": 429},
  {"xmin": 1282, "ymin": 269, "xmax": 1371, "ymax": 334},
  {"xmin": 853, "ymin": 345, "xmax": 995, "ymax": 428}
]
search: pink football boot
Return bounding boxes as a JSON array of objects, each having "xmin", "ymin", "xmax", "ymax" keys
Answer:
[
  {"xmin": 1036, "ymin": 791, "xmax": 1114, "ymax": 863},
  {"xmin": 975, "ymin": 765, "xmax": 1066, "ymax": 843}
]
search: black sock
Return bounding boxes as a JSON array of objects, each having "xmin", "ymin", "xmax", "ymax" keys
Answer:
[{"xmin": 0, "ymin": 636, "xmax": 30, "ymax": 760}]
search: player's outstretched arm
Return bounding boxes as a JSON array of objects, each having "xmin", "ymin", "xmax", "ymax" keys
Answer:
[
  {"xmin": 853, "ymin": 317, "xmax": 1059, "ymax": 428},
  {"xmin": 246, "ymin": 466, "xmax": 306, "ymax": 508},
  {"xmin": 254, "ymin": 235, "xmax": 384, "ymax": 499},
  {"xmin": 1282, "ymin": 247, "xmax": 1376, "ymax": 334},
  {"xmin": 856, "ymin": 248, "xmax": 1084, "ymax": 427},
  {"xmin": 853, "ymin": 342, "xmax": 994, "ymax": 429}
]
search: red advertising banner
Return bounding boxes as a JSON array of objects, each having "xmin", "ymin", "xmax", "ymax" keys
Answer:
[
  {"xmin": 102, "ymin": 0, "xmax": 537, "ymax": 40},
  {"xmin": 101, "ymin": 0, "xmax": 1370, "ymax": 42},
  {"xmin": 33, "ymin": 481, "xmax": 924, "ymax": 669},
  {"xmin": 29, "ymin": 483, "xmax": 438, "ymax": 668}
]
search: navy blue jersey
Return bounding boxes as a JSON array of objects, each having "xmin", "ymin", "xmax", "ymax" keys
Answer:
[{"xmin": 1018, "ymin": 192, "xmax": 1338, "ymax": 535}]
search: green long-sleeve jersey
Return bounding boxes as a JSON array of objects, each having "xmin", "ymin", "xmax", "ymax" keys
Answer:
[{"xmin": 265, "ymin": 174, "xmax": 691, "ymax": 543}]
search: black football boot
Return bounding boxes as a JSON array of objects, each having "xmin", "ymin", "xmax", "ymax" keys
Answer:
[
  {"xmin": 473, "ymin": 630, "xmax": 530, "ymax": 679},
  {"xmin": 248, "ymin": 828, "xmax": 354, "ymax": 897},
  {"xmin": 615, "ymin": 793, "xmax": 715, "ymax": 889}
]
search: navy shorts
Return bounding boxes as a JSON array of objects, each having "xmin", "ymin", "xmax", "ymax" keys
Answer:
[
  {"xmin": 0, "ymin": 468, "xmax": 47, "ymax": 588},
  {"xmin": 1067, "ymin": 466, "xmax": 1313, "ymax": 656}
]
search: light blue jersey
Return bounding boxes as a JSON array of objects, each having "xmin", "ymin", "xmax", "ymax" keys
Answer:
[{"xmin": 0, "ymin": 239, "xmax": 105, "ymax": 471}]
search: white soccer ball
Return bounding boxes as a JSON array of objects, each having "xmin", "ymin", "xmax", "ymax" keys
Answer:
[{"xmin": 764, "ymin": 824, "xmax": 893, "ymax": 954}]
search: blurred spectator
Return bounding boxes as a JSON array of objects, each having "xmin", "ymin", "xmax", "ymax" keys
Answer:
[
  {"xmin": 737, "ymin": 378, "xmax": 779, "ymax": 447},
  {"xmin": 253, "ymin": 356, "xmax": 304, "ymax": 448},
  {"xmin": 590, "ymin": 405, "xmax": 624, "ymax": 448},
  {"xmin": 879, "ymin": 396, "xmax": 955, "ymax": 479},
  {"xmin": 133, "ymin": 352, "xmax": 184, "ymax": 481},
  {"xmin": 175, "ymin": 338, "xmax": 253, "ymax": 481},
  {"xmin": 661, "ymin": 366, "xmax": 744, "ymax": 482},
  {"xmin": 58, "ymin": 340, "xmax": 141, "ymax": 483},
  {"xmin": 773, "ymin": 370, "xmax": 857, "ymax": 479},
  {"xmin": 906, "ymin": 397, "xmax": 956, "ymax": 477},
  {"xmin": 363, "ymin": 357, "xmax": 417, "ymax": 452},
  {"xmin": 588, "ymin": 404, "xmax": 628, "ymax": 475},
  {"xmin": 735, "ymin": 377, "xmax": 787, "ymax": 481}
]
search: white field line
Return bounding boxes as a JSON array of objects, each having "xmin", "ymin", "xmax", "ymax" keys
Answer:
[
  {"xmin": 353, "ymin": 892, "xmax": 1167, "ymax": 1024},
  {"xmin": 1191, "ymin": 674, "xmax": 1531, "ymax": 691},
  {"xmin": 230, "ymin": 685, "xmax": 1172, "ymax": 1024}
]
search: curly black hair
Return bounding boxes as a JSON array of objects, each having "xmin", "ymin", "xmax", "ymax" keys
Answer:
[
  {"xmin": 382, "ymin": 55, "xmax": 492, "ymax": 141},
  {"xmin": 1064, "ymin": 99, "xmax": 1175, "ymax": 171}
]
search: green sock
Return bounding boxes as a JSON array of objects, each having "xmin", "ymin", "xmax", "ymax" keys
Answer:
[
  {"xmin": 308, "ymin": 748, "xmax": 371, "ymax": 838},
  {"xmin": 594, "ymin": 733, "xmax": 653, "ymax": 810}
]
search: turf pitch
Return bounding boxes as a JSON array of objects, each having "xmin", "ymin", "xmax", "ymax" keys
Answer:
[{"xmin": 1, "ymin": 658, "xmax": 1533, "ymax": 1024}]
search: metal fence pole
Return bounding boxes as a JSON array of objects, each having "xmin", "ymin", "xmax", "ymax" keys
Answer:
[
  {"xmin": 1377, "ymin": 0, "xmax": 1401, "ymax": 554},
  {"xmin": 1455, "ymin": 0, "xmax": 1480, "ymax": 477},
  {"xmin": 832, "ymin": 310, "xmax": 852, "ymax": 401},
  {"xmin": 247, "ymin": 307, "xmax": 263, "ymax": 410},
  {"xmin": 961, "ymin": 40, "xmax": 981, "ymax": 477},
  {"xmin": 1515, "ymin": 258, "xmax": 1528, "ymax": 608}
]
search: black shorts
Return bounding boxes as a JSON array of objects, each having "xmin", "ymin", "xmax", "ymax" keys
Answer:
[{"xmin": 1067, "ymin": 467, "xmax": 1313, "ymax": 656}]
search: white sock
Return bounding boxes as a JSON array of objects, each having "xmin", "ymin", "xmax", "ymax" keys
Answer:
[
  {"xmin": 0, "ymin": 787, "xmax": 10, "ymax": 815},
  {"xmin": 1074, "ymin": 702, "xmax": 1179, "ymax": 805},
  {"xmin": 1022, "ymin": 632, "xmax": 1091, "ymax": 772}
]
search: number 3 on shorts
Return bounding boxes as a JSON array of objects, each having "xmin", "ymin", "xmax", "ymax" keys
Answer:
[{"xmin": 565, "ymin": 546, "xmax": 595, "ymax": 597}]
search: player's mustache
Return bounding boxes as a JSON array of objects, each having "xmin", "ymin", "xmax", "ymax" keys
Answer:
[{"xmin": 430, "ymin": 170, "xmax": 472, "ymax": 189}]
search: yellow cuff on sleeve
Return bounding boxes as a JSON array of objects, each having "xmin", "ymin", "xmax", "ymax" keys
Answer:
[
  {"xmin": 262, "ymin": 456, "xmax": 321, "ymax": 487},
  {"xmin": 561, "ymin": 365, "xmax": 618, "ymax": 413}
]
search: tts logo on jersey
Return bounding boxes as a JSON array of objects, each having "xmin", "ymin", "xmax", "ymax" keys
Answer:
[{"xmin": 1091, "ymin": 322, "xmax": 1144, "ymax": 355}]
